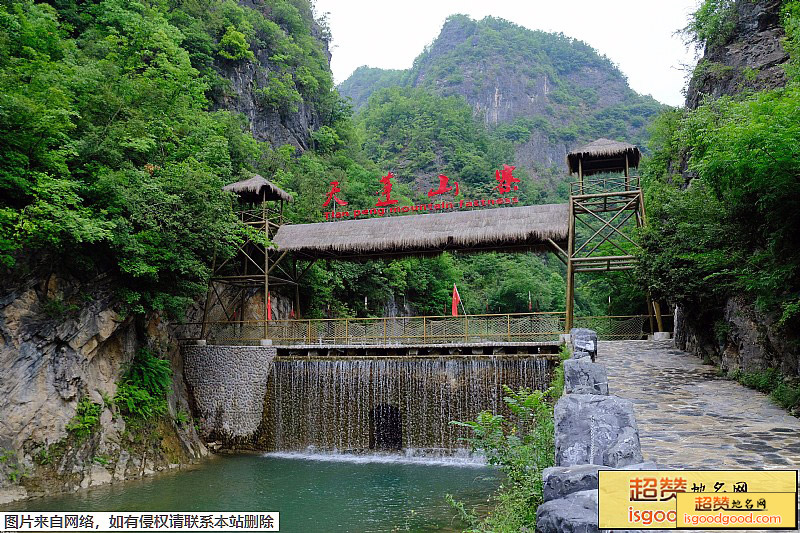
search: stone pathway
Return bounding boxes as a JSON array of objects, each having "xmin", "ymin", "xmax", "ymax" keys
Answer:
[
  {"xmin": 602, "ymin": 340, "xmax": 800, "ymax": 470},
  {"xmin": 602, "ymin": 340, "xmax": 800, "ymax": 532}
]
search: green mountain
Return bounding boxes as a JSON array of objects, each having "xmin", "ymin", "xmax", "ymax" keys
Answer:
[{"xmin": 340, "ymin": 15, "xmax": 665, "ymax": 188}]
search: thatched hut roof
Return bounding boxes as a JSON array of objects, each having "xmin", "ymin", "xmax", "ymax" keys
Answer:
[
  {"xmin": 273, "ymin": 203, "xmax": 568, "ymax": 260},
  {"xmin": 566, "ymin": 138, "xmax": 640, "ymax": 175},
  {"xmin": 222, "ymin": 175, "xmax": 292, "ymax": 203}
]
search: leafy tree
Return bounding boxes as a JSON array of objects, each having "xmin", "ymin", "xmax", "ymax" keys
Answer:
[{"xmin": 218, "ymin": 25, "xmax": 255, "ymax": 60}]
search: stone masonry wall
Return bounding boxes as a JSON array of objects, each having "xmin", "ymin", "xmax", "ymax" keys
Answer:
[{"xmin": 183, "ymin": 345, "xmax": 275, "ymax": 443}]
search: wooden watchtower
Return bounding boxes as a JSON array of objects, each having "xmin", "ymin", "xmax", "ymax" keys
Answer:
[
  {"xmin": 564, "ymin": 139, "xmax": 661, "ymax": 332},
  {"xmin": 200, "ymin": 175, "xmax": 292, "ymax": 341}
]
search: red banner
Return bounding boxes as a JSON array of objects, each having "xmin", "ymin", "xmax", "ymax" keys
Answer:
[{"xmin": 452, "ymin": 284, "xmax": 461, "ymax": 317}]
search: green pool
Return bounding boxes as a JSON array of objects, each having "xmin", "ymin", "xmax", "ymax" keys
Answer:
[{"xmin": 5, "ymin": 452, "xmax": 502, "ymax": 532}]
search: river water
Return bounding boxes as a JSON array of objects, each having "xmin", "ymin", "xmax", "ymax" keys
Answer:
[
  {"xmin": 6, "ymin": 357, "xmax": 554, "ymax": 531},
  {"xmin": 5, "ymin": 452, "xmax": 502, "ymax": 532}
]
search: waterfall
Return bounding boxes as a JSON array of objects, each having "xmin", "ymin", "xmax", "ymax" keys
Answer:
[{"xmin": 260, "ymin": 357, "xmax": 552, "ymax": 453}]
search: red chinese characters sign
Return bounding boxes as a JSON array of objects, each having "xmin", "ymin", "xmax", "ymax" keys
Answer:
[
  {"xmin": 322, "ymin": 181, "xmax": 347, "ymax": 207},
  {"xmin": 322, "ymin": 166, "xmax": 520, "ymax": 220},
  {"xmin": 495, "ymin": 164, "xmax": 519, "ymax": 193},
  {"xmin": 428, "ymin": 175, "xmax": 459, "ymax": 197},
  {"xmin": 375, "ymin": 172, "xmax": 399, "ymax": 207}
]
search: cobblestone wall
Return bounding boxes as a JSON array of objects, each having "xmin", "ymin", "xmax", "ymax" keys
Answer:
[{"xmin": 182, "ymin": 345, "xmax": 275, "ymax": 441}]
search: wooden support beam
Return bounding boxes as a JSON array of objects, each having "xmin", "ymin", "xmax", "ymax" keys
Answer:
[
  {"xmin": 571, "ymin": 190, "xmax": 641, "ymax": 200},
  {"xmin": 653, "ymin": 300, "xmax": 664, "ymax": 333},
  {"xmin": 263, "ymin": 196, "xmax": 268, "ymax": 339},
  {"xmin": 565, "ymin": 198, "xmax": 576, "ymax": 333},
  {"xmin": 547, "ymin": 238, "xmax": 568, "ymax": 265},
  {"xmin": 575, "ymin": 265, "xmax": 636, "ymax": 272},
  {"xmin": 267, "ymin": 250, "xmax": 289, "ymax": 274}
]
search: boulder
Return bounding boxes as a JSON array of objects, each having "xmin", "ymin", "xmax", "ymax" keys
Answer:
[
  {"xmin": 572, "ymin": 350, "xmax": 592, "ymax": 360},
  {"xmin": 563, "ymin": 359, "xmax": 608, "ymax": 395},
  {"xmin": 603, "ymin": 426, "xmax": 644, "ymax": 468},
  {"xmin": 542, "ymin": 462, "xmax": 658, "ymax": 502},
  {"xmin": 543, "ymin": 464, "xmax": 602, "ymax": 502},
  {"xmin": 570, "ymin": 328, "xmax": 598, "ymax": 361},
  {"xmin": 536, "ymin": 489, "xmax": 599, "ymax": 533},
  {"xmin": 555, "ymin": 394, "xmax": 643, "ymax": 467}
]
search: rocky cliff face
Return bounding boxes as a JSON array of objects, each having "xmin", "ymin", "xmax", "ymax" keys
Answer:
[
  {"xmin": 215, "ymin": 58, "xmax": 320, "ymax": 150},
  {"xmin": 0, "ymin": 269, "xmax": 207, "ymax": 504},
  {"xmin": 211, "ymin": 1, "xmax": 332, "ymax": 151},
  {"xmin": 676, "ymin": 297, "xmax": 799, "ymax": 378},
  {"xmin": 686, "ymin": 0, "xmax": 789, "ymax": 109}
]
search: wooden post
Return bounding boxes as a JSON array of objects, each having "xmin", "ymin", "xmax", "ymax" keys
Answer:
[
  {"xmin": 200, "ymin": 250, "xmax": 217, "ymax": 340},
  {"xmin": 565, "ymin": 198, "xmax": 576, "ymax": 332},
  {"xmin": 625, "ymin": 153, "xmax": 630, "ymax": 191},
  {"xmin": 653, "ymin": 300, "xmax": 665, "ymax": 333},
  {"xmin": 293, "ymin": 258, "xmax": 300, "ymax": 319},
  {"xmin": 268, "ymin": 194, "xmax": 270, "ymax": 339}
]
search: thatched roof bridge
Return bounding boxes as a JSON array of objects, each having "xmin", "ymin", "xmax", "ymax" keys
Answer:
[{"xmin": 272, "ymin": 203, "xmax": 569, "ymax": 260}]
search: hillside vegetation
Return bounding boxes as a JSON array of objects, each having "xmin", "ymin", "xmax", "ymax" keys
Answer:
[
  {"xmin": 0, "ymin": 0, "xmax": 338, "ymax": 315},
  {"xmin": 639, "ymin": 0, "xmax": 800, "ymax": 371}
]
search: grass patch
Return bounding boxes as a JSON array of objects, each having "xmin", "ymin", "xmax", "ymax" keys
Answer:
[{"xmin": 729, "ymin": 368, "xmax": 800, "ymax": 412}]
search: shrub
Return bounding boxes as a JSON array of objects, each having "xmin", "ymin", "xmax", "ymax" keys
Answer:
[
  {"xmin": 114, "ymin": 349, "xmax": 172, "ymax": 421},
  {"xmin": 450, "ymin": 383, "xmax": 559, "ymax": 530},
  {"xmin": 218, "ymin": 26, "xmax": 255, "ymax": 60},
  {"xmin": 66, "ymin": 398, "xmax": 102, "ymax": 440}
]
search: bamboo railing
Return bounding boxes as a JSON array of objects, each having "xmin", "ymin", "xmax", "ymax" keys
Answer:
[{"xmin": 174, "ymin": 312, "xmax": 657, "ymax": 346}]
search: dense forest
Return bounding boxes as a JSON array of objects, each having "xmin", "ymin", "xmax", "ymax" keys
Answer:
[
  {"xmin": 0, "ymin": 2, "xmax": 658, "ymax": 322},
  {"xmin": 8, "ymin": 0, "xmax": 795, "ymax": 331}
]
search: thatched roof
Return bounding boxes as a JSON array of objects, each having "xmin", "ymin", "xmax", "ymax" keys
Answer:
[
  {"xmin": 566, "ymin": 138, "xmax": 640, "ymax": 175},
  {"xmin": 273, "ymin": 203, "xmax": 568, "ymax": 260},
  {"xmin": 223, "ymin": 175, "xmax": 292, "ymax": 203}
]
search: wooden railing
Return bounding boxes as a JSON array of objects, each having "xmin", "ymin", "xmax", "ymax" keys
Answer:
[
  {"xmin": 175, "ymin": 313, "xmax": 660, "ymax": 346},
  {"xmin": 570, "ymin": 175, "xmax": 641, "ymax": 196},
  {"xmin": 199, "ymin": 312, "xmax": 566, "ymax": 346}
]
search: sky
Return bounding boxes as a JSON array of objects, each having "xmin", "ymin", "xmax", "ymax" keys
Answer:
[{"xmin": 313, "ymin": 0, "xmax": 701, "ymax": 107}]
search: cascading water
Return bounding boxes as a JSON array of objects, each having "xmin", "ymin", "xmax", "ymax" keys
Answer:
[{"xmin": 260, "ymin": 357, "xmax": 552, "ymax": 454}]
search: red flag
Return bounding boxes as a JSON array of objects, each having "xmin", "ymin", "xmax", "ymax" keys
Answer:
[
  {"xmin": 289, "ymin": 305, "xmax": 295, "ymax": 319},
  {"xmin": 451, "ymin": 284, "xmax": 461, "ymax": 316},
  {"xmin": 528, "ymin": 290, "xmax": 532, "ymax": 311},
  {"xmin": 267, "ymin": 292, "xmax": 272, "ymax": 321}
]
